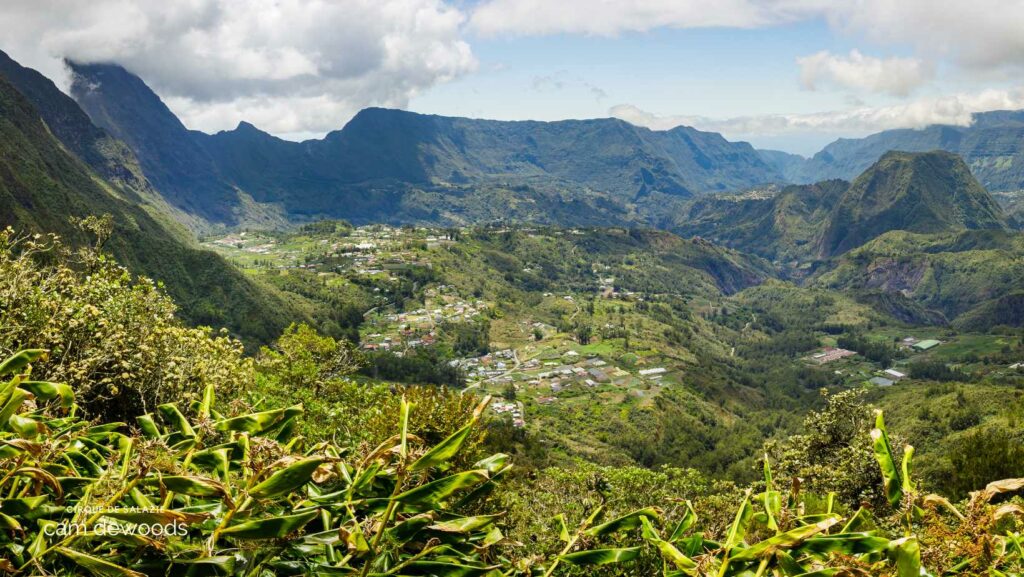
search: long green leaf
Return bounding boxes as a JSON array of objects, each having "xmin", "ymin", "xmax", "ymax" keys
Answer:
[
  {"xmin": 18, "ymin": 380, "xmax": 73, "ymax": 409},
  {"xmin": 730, "ymin": 515, "xmax": 840, "ymax": 562},
  {"xmin": 403, "ymin": 561, "xmax": 501, "ymax": 576},
  {"xmin": 409, "ymin": 422, "xmax": 473, "ymax": 472},
  {"xmin": 394, "ymin": 470, "xmax": 488, "ymax": 506},
  {"xmin": 214, "ymin": 404, "xmax": 302, "ymax": 434},
  {"xmin": 148, "ymin": 475, "xmax": 229, "ymax": 500},
  {"xmin": 585, "ymin": 507, "xmax": 661, "ymax": 536},
  {"xmin": 399, "ymin": 396, "xmax": 410, "ymax": 460},
  {"xmin": 888, "ymin": 537, "xmax": 923, "ymax": 577},
  {"xmin": 0, "ymin": 389, "xmax": 30, "ymax": 429},
  {"xmin": 0, "ymin": 349, "xmax": 47, "ymax": 377},
  {"xmin": 871, "ymin": 411, "xmax": 903, "ymax": 508},
  {"xmin": 428, "ymin": 513, "xmax": 503, "ymax": 533},
  {"xmin": 55, "ymin": 547, "xmax": 145, "ymax": 577},
  {"xmin": 668, "ymin": 500, "xmax": 697, "ymax": 542},
  {"xmin": 156, "ymin": 404, "xmax": 195, "ymax": 438},
  {"xmin": 559, "ymin": 546, "xmax": 642, "ymax": 566},
  {"xmin": 220, "ymin": 510, "xmax": 318, "ymax": 539},
  {"xmin": 799, "ymin": 533, "xmax": 893, "ymax": 557},
  {"xmin": 724, "ymin": 492, "xmax": 753, "ymax": 550},
  {"xmin": 249, "ymin": 456, "xmax": 328, "ymax": 499}
]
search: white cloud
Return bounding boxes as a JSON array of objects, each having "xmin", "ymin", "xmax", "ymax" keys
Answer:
[
  {"xmin": 2, "ymin": 0, "xmax": 476, "ymax": 136},
  {"xmin": 470, "ymin": 0, "xmax": 1024, "ymax": 76},
  {"xmin": 827, "ymin": 0, "xmax": 1024, "ymax": 72},
  {"xmin": 470, "ymin": 0, "xmax": 826, "ymax": 37},
  {"xmin": 610, "ymin": 87, "xmax": 1024, "ymax": 137},
  {"xmin": 797, "ymin": 50, "xmax": 933, "ymax": 97}
]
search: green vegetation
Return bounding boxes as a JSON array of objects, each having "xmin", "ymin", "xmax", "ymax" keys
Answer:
[
  {"xmin": 817, "ymin": 229, "xmax": 1024, "ymax": 330},
  {"xmin": 0, "ymin": 196, "xmax": 1021, "ymax": 576},
  {"xmin": 0, "ymin": 73, "xmax": 305, "ymax": 347},
  {"xmin": 4, "ymin": 340, "xmax": 1024, "ymax": 575}
]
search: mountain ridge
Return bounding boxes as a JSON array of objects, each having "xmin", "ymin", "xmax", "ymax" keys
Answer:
[
  {"xmin": 66, "ymin": 62, "xmax": 785, "ymax": 227},
  {"xmin": 773, "ymin": 111, "xmax": 1024, "ymax": 191}
]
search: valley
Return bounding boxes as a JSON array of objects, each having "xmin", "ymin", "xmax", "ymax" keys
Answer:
[
  {"xmin": 1, "ymin": 44, "xmax": 1024, "ymax": 576},
  {"xmin": 200, "ymin": 222, "xmax": 1024, "ymax": 487}
]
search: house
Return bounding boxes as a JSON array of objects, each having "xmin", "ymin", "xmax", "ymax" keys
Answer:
[
  {"xmin": 912, "ymin": 339, "xmax": 940, "ymax": 351},
  {"xmin": 587, "ymin": 368, "xmax": 610, "ymax": 382},
  {"xmin": 883, "ymin": 369, "xmax": 906, "ymax": 380},
  {"xmin": 808, "ymin": 348, "xmax": 857, "ymax": 364},
  {"xmin": 639, "ymin": 367, "xmax": 667, "ymax": 376},
  {"xmin": 869, "ymin": 377, "xmax": 895, "ymax": 387}
]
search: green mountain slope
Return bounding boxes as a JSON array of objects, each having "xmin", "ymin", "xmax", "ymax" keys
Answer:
[
  {"xmin": 819, "ymin": 150, "xmax": 1008, "ymax": 257},
  {"xmin": 67, "ymin": 61, "xmax": 285, "ymax": 228},
  {"xmin": 671, "ymin": 180, "xmax": 849, "ymax": 263},
  {"xmin": 0, "ymin": 74, "xmax": 303, "ymax": 345},
  {"xmin": 815, "ymin": 229, "xmax": 1024, "ymax": 329}
]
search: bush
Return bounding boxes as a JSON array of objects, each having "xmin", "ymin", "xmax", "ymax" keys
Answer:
[{"xmin": 0, "ymin": 229, "xmax": 251, "ymax": 421}]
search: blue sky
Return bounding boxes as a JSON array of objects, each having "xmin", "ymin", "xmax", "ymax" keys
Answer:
[{"xmin": 5, "ymin": 0, "xmax": 1024, "ymax": 156}]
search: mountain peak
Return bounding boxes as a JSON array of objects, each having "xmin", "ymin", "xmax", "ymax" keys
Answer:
[
  {"xmin": 819, "ymin": 149, "xmax": 1008, "ymax": 256},
  {"xmin": 67, "ymin": 59, "xmax": 243, "ymax": 222}
]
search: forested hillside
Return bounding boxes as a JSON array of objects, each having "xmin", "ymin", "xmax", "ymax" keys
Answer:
[{"xmin": 0, "ymin": 70, "xmax": 304, "ymax": 345}]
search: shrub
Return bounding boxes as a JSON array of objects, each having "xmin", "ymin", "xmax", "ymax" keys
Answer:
[{"xmin": 0, "ymin": 228, "xmax": 251, "ymax": 421}]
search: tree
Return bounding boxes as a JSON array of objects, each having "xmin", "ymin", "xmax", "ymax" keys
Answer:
[
  {"xmin": 764, "ymin": 389, "xmax": 884, "ymax": 507},
  {"xmin": 257, "ymin": 322, "xmax": 362, "ymax": 394},
  {"xmin": 575, "ymin": 322, "xmax": 593, "ymax": 345}
]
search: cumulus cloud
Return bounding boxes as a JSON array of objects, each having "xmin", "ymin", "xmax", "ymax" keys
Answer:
[
  {"xmin": 469, "ymin": 0, "xmax": 824, "ymax": 37},
  {"xmin": 2, "ymin": 0, "xmax": 476, "ymax": 136},
  {"xmin": 609, "ymin": 87, "xmax": 1024, "ymax": 137},
  {"xmin": 470, "ymin": 0, "xmax": 1024, "ymax": 75},
  {"xmin": 797, "ymin": 50, "xmax": 933, "ymax": 97},
  {"xmin": 828, "ymin": 0, "xmax": 1024, "ymax": 72}
]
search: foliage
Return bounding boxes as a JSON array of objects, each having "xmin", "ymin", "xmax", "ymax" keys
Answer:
[
  {"xmin": 0, "ymin": 349, "xmax": 515, "ymax": 576},
  {"xmin": 4, "ymin": 345, "xmax": 1024, "ymax": 575},
  {"xmin": 764, "ymin": 389, "xmax": 884, "ymax": 507},
  {"xmin": 253, "ymin": 325, "xmax": 482, "ymax": 465},
  {"xmin": 908, "ymin": 360, "xmax": 970, "ymax": 382},
  {"xmin": 0, "ymin": 229, "xmax": 252, "ymax": 421},
  {"xmin": 256, "ymin": 323, "xmax": 362, "ymax": 396},
  {"xmin": 360, "ymin": 349, "xmax": 465, "ymax": 387}
]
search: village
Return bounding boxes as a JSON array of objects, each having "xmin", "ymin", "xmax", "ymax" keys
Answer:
[
  {"xmin": 203, "ymin": 224, "xmax": 451, "ymax": 278},
  {"xmin": 201, "ymin": 224, "xmax": 1024, "ymax": 435}
]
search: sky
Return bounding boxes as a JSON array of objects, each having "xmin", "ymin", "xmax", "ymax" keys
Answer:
[{"xmin": 3, "ymin": 0, "xmax": 1024, "ymax": 155}]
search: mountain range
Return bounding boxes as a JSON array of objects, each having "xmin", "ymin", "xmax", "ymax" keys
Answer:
[
  {"xmin": 673, "ymin": 151, "xmax": 1009, "ymax": 262},
  {"xmin": 66, "ymin": 61, "xmax": 788, "ymax": 228},
  {"xmin": 761, "ymin": 111, "xmax": 1024, "ymax": 192},
  {"xmin": 61, "ymin": 59, "xmax": 1024, "ymax": 232}
]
